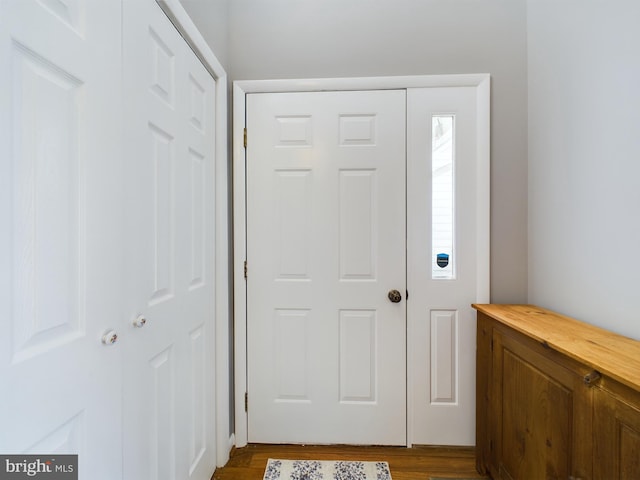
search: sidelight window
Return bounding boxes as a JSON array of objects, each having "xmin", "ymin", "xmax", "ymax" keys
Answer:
[{"xmin": 432, "ymin": 115, "xmax": 455, "ymax": 279}]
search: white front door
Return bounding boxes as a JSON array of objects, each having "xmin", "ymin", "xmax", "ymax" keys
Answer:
[
  {"xmin": 246, "ymin": 90, "xmax": 407, "ymax": 445},
  {"xmin": 243, "ymin": 83, "xmax": 489, "ymax": 447},
  {"xmin": 122, "ymin": 0, "xmax": 217, "ymax": 478},
  {"xmin": 407, "ymin": 87, "xmax": 483, "ymax": 445},
  {"xmin": 0, "ymin": 0, "xmax": 123, "ymax": 477}
]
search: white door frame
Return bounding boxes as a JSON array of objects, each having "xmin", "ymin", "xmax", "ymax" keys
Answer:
[
  {"xmin": 233, "ymin": 74, "xmax": 490, "ymax": 448},
  {"xmin": 156, "ymin": 0, "xmax": 231, "ymax": 467}
]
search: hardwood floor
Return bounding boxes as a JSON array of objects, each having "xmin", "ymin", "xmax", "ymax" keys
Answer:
[{"xmin": 211, "ymin": 444, "xmax": 488, "ymax": 479}]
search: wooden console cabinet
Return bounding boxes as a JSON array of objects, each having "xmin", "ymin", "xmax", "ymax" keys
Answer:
[{"xmin": 474, "ymin": 304, "xmax": 640, "ymax": 480}]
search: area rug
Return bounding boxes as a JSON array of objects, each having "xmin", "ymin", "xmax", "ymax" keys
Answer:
[
  {"xmin": 263, "ymin": 459, "xmax": 392, "ymax": 480},
  {"xmin": 429, "ymin": 478, "xmax": 482, "ymax": 480}
]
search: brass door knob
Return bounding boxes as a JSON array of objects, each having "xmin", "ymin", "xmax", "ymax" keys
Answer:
[{"xmin": 388, "ymin": 289, "xmax": 402, "ymax": 303}]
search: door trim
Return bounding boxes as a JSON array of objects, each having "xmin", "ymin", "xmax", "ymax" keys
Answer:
[
  {"xmin": 157, "ymin": 0, "xmax": 231, "ymax": 468},
  {"xmin": 233, "ymin": 74, "xmax": 490, "ymax": 448}
]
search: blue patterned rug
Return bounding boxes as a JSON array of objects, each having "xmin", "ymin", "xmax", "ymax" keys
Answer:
[{"xmin": 263, "ymin": 459, "xmax": 392, "ymax": 480}]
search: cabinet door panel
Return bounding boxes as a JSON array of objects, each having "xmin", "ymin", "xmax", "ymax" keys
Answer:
[
  {"xmin": 594, "ymin": 387, "xmax": 640, "ymax": 479},
  {"xmin": 501, "ymin": 348, "xmax": 571, "ymax": 479},
  {"xmin": 492, "ymin": 330, "xmax": 591, "ymax": 480}
]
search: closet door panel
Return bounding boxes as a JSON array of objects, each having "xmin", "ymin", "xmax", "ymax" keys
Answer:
[
  {"xmin": 0, "ymin": 1, "xmax": 123, "ymax": 478},
  {"xmin": 122, "ymin": 0, "xmax": 217, "ymax": 479}
]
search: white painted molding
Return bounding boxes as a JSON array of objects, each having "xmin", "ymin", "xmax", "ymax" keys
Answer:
[
  {"xmin": 157, "ymin": 0, "xmax": 231, "ymax": 468},
  {"xmin": 227, "ymin": 433, "xmax": 236, "ymax": 458},
  {"xmin": 156, "ymin": 0, "xmax": 225, "ymax": 78},
  {"xmin": 476, "ymin": 76, "xmax": 491, "ymax": 304},
  {"xmin": 233, "ymin": 74, "xmax": 491, "ymax": 448},
  {"xmin": 234, "ymin": 73, "xmax": 490, "ymax": 94},
  {"xmin": 232, "ymin": 82, "xmax": 249, "ymax": 448}
]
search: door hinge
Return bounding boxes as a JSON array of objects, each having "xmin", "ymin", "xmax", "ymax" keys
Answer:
[
  {"xmin": 243, "ymin": 128, "xmax": 247, "ymax": 148},
  {"xmin": 244, "ymin": 260, "xmax": 248, "ymax": 279},
  {"xmin": 244, "ymin": 392, "xmax": 248, "ymax": 412}
]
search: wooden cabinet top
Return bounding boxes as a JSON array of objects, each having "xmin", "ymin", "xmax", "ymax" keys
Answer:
[{"xmin": 473, "ymin": 304, "xmax": 640, "ymax": 392}]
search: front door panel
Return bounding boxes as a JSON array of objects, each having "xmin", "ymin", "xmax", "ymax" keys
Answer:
[
  {"xmin": 246, "ymin": 90, "xmax": 407, "ymax": 445},
  {"xmin": 407, "ymin": 87, "xmax": 480, "ymax": 445}
]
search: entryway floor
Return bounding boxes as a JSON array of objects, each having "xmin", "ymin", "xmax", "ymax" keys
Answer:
[{"xmin": 211, "ymin": 444, "xmax": 488, "ymax": 479}]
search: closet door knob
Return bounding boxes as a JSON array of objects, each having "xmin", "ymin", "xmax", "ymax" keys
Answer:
[
  {"xmin": 133, "ymin": 315, "xmax": 147, "ymax": 328},
  {"xmin": 102, "ymin": 330, "xmax": 119, "ymax": 345}
]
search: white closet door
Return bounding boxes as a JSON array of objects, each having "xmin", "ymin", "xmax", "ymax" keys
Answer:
[
  {"xmin": 122, "ymin": 0, "xmax": 217, "ymax": 478},
  {"xmin": 0, "ymin": 1, "xmax": 123, "ymax": 477},
  {"xmin": 246, "ymin": 90, "xmax": 407, "ymax": 445}
]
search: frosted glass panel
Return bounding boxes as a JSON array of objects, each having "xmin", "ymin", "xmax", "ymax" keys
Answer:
[{"xmin": 432, "ymin": 116, "xmax": 455, "ymax": 279}]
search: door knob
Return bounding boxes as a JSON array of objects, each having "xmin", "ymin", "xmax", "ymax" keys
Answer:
[
  {"xmin": 133, "ymin": 315, "xmax": 147, "ymax": 328},
  {"xmin": 101, "ymin": 330, "xmax": 118, "ymax": 345},
  {"xmin": 388, "ymin": 289, "xmax": 402, "ymax": 303}
]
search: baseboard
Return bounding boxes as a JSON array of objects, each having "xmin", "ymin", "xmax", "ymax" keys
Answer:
[{"xmin": 226, "ymin": 433, "xmax": 236, "ymax": 459}]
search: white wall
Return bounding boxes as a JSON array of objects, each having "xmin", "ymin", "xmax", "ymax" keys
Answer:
[
  {"xmin": 528, "ymin": 1, "xmax": 640, "ymax": 339},
  {"xmin": 228, "ymin": 0, "xmax": 529, "ymax": 303}
]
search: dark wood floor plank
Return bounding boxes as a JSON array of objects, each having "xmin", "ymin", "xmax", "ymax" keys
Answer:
[{"xmin": 211, "ymin": 444, "xmax": 487, "ymax": 480}]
